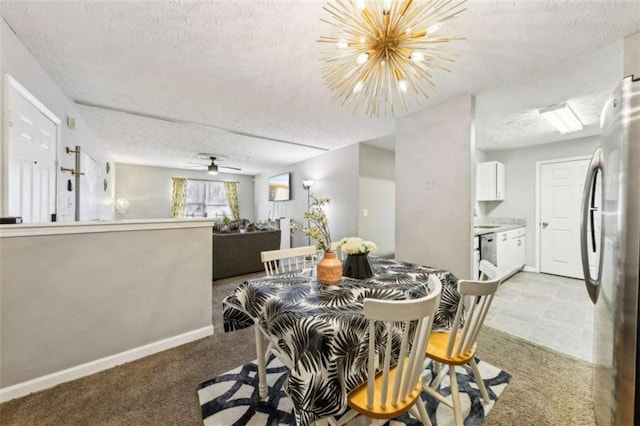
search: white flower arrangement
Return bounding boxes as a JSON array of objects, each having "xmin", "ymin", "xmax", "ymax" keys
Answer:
[
  {"xmin": 292, "ymin": 194, "xmax": 333, "ymax": 252},
  {"xmin": 113, "ymin": 198, "xmax": 130, "ymax": 215},
  {"xmin": 337, "ymin": 237, "xmax": 377, "ymax": 255}
]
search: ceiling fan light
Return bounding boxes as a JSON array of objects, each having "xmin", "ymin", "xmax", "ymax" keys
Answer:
[{"xmin": 208, "ymin": 164, "xmax": 219, "ymax": 175}]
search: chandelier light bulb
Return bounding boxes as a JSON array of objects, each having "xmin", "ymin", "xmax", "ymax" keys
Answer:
[
  {"xmin": 356, "ymin": 53, "xmax": 370, "ymax": 64},
  {"xmin": 336, "ymin": 39, "xmax": 348, "ymax": 48},
  {"xmin": 353, "ymin": 80, "xmax": 365, "ymax": 93},
  {"xmin": 383, "ymin": 0, "xmax": 393, "ymax": 13},
  {"xmin": 398, "ymin": 79, "xmax": 408, "ymax": 93},
  {"xmin": 427, "ymin": 22, "xmax": 442, "ymax": 34},
  {"xmin": 410, "ymin": 51, "xmax": 425, "ymax": 62},
  {"xmin": 355, "ymin": 0, "xmax": 366, "ymax": 11}
]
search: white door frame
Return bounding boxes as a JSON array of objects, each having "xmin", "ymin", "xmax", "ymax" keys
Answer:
[
  {"xmin": 2, "ymin": 74, "xmax": 62, "ymax": 217},
  {"xmin": 534, "ymin": 155, "xmax": 591, "ymax": 273}
]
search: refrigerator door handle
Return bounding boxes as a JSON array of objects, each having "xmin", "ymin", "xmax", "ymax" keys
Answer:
[
  {"xmin": 580, "ymin": 147, "xmax": 603, "ymax": 304},
  {"xmin": 589, "ymin": 178, "xmax": 598, "ymax": 253}
]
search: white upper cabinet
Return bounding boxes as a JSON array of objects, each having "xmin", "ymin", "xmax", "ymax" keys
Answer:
[{"xmin": 476, "ymin": 161, "xmax": 505, "ymax": 201}]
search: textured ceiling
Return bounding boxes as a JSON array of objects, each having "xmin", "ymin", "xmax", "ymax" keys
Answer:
[{"xmin": 1, "ymin": 0, "xmax": 639, "ymax": 172}]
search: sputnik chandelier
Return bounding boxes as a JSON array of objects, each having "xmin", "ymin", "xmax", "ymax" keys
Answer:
[{"xmin": 319, "ymin": 0, "xmax": 467, "ymax": 117}]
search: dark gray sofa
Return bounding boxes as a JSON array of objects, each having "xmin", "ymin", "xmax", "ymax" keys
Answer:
[{"xmin": 213, "ymin": 230, "xmax": 281, "ymax": 280}]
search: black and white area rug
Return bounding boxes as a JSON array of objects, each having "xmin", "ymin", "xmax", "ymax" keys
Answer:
[{"xmin": 197, "ymin": 356, "xmax": 511, "ymax": 426}]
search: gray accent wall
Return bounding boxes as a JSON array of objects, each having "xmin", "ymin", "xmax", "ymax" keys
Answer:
[
  {"xmin": 0, "ymin": 226, "xmax": 212, "ymax": 387},
  {"xmin": 483, "ymin": 136, "xmax": 601, "ymax": 267},
  {"xmin": 396, "ymin": 95, "xmax": 475, "ymax": 279},
  {"xmin": 254, "ymin": 144, "xmax": 359, "ymax": 248},
  {"xmin": 0, "ymin": 20, "xmax": 114, "ymax": 221},
  {"xmin": 115, "ymin": 163, "xmax": 255, "ymax": 221},
  {"xmin": 359, "ymin": 144, "xmax": 395, "ymax": 257}
]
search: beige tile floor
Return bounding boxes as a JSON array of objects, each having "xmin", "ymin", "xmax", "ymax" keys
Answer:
[{"xmin": 485, "ymin": 271, "xmax": 594, "ymax": 363}]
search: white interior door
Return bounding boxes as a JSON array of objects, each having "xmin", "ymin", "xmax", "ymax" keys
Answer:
[
  {"xmin": 7, "ymin": 85, "xmax": 58, "ymax": 222},
  {"xmin": 540, "ymin": 159, "xmax": 589, "ymax": 278}
]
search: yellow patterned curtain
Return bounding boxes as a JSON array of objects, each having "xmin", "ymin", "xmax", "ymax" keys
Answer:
[
  {"xmin": 171, "ymin": 177, "xmax": 187, "ymax": 218},
  {"xmin": 224, "ymin": 181, "xmax": 240, "ymax": 220}
]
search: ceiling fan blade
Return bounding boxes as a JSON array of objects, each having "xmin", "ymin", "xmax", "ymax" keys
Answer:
[{"xmin": 219, "ymin": 165, "xmax": 242, "ymax": 171}]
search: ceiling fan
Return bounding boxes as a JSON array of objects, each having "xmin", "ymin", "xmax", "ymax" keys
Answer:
[{"xmin": 186, "ymin": 155, "xmax": 241, "ymax": 175}]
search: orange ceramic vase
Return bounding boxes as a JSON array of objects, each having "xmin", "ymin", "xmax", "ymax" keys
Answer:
[{"xmin": 317, "ymin": 251, "xmax": 343, "ymax": 285}]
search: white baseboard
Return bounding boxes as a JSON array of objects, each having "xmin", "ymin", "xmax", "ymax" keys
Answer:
[
  {"xmin": 523, "ymin": 266, "xmax": 537, "ymax": 273},
  {"xmin": 0, "ymin": 325, "xmax": 214, "ymax": 403}
]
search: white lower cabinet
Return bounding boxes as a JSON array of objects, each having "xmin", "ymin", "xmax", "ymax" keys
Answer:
[
  {"xmin": 496, "ymin": 228, "xmax": 526, "ymax": 276},
  {"xmin": 496, "ymin": 231, "xmax": 510, "ymax": 275}
]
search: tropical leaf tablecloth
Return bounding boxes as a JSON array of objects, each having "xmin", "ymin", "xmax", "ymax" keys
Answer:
[{"xmin": 222, "ymin": 257, "xmax": 461, "ymax": 425}]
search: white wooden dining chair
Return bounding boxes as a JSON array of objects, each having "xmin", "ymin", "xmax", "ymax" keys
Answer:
[
  {"xmin": 255, "ymin": 245, "xmax": 319, "ymax": 398},
  {"xmin": 422, "ymin": 263, "xmax": 501, "ymax": 426},
  {"xmin": 332, "ymin": 275, "xmax": 442, "ymax": 426},
  {"xmin": 479, "ymin": 259, "xmax": 500, "ymax": 281},
  {"xmin": 260, "ymin": 245, "xmax": 318, "ymax": 276}
]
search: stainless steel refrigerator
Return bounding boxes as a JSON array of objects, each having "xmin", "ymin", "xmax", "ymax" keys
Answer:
[{"xmin": 581, "ymin": 75, "xmax": 640, "ymax": 425}]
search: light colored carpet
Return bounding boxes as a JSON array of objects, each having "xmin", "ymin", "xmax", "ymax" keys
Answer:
[
  {"xmin": 0, "ymin": 273, "xmax": 595, "ymax": 425},
  {"xmin": 477, "ymin": 327, "xmax": 595, "ymax": 426}
]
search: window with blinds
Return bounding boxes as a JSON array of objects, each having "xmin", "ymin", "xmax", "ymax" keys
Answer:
[{"xmin": 185, "ymin": 179, "xmax": 231, "ymax": 218}]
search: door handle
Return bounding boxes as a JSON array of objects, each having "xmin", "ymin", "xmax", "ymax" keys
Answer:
[
  {"xmin": 580, "ymin": 147, "xmax": 603, "ymax": 304},
  {"xmin": 541, "ymin": 222, "xmax": 549, "ymax": 228}
]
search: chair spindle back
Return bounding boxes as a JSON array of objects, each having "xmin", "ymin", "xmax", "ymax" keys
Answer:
[
  {"xmin": 261, "ymin": 246, "xmax": 318, "ymax": 276},
  {"xmin": 363, "ymin": 275, "xmax": 442, "ymax": 410},
  {"xmin": 446, "ymin": 277, "xmax": 500, "ymax": 358}
]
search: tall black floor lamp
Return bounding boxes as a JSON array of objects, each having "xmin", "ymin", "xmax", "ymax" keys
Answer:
[{"xmin": 302, "ymin": 179, "xmax": 314, "ymax": 246}]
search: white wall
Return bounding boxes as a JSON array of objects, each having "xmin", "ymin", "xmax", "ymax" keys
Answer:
[
  {"xmin": 624, "ymin": 31, "xmax": 640, "ymax": 78},
  {"xmin": 0, "ymin": 223, "xmax": 212, "ymax": 391},
  {"xmin": 396, "ymin": 95, "xmax": 475, "ymax": 279},
  {"xmin": 115, "ymin": 163, "xmax": 255, "ymax": 221},
  {"xmin": 254, "ymin": 144, "xmax": 359, "ymax": 248},
  {"xmin": 0, "ymin": 20, "xmax": 114, "ymax": 221},
  {"xmin": 483, "ymin": 135, "xmax": 601, "ymax": 267},
  {"xmin": 358, "ymin": 143, "xmax": 395, "ymax": 257}
]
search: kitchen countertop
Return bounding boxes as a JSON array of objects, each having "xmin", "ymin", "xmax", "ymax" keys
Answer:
[{"xmin": 473, "ymin": 224, "xmax": 525, "ymax": 236}]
